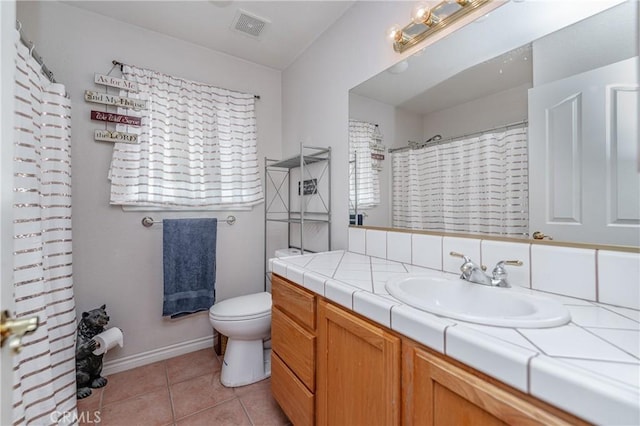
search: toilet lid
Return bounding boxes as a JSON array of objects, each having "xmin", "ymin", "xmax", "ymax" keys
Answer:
[{"xmin": 209, "ymin": 292, "xmax": 272, "ymax": 320}]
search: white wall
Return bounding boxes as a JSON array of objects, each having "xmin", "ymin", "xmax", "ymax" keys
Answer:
[
  {"xmin": 17, "ymin": 1, "xmax": 282, "ymax": 362},
  {"xmin": 422, "ymin": 83, "xmax": 530, "ymax": 140},
  {"xmin": 282, "ymin": 1, "xmax": 495, "ymax": 248},
  {"xmin": 349, "ymin": 93, "xmax": 422, "ymax": 227},
  {"xmin": 533, "ymin": 1, "xmax": 638, "ymax": 86}
]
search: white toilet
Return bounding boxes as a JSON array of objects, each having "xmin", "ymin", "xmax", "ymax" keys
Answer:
[
  {"xmin": 209, "ymin": 248, "xmax": 307, "ymax": 387},
  {"xmin": 209, "ymin": 291, "xmax": 272, "ymax": 387}
]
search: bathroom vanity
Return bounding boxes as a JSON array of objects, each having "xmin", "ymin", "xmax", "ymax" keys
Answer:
[
  {"xmin": 272, "ymin": 274, "xmax": 585, "ymax": 425},
  {"xmin": 269, "ymin": 244, "xmax": 639, "ymax": 426}
]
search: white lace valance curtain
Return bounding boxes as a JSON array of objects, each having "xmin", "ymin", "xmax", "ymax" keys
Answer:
[
  {"xmin": 349, "ymin": 119, "xmax": 380, "ymax": 210},
  {"xmin": 392, "ymin": 127, "xmax": 529, "ymax": 236},
  {"xmin": 108, "ymin": 65, "xmax": 263, "ymax": 209}
]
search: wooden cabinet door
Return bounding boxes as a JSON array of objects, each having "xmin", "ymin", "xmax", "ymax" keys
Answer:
[
  {"xmin": 317, "ymin": 300, "xmax": 401, "ymax": 426},
  {"xmin": 402, "ymin": 341, "xmax": 584, "ymax": 426}
]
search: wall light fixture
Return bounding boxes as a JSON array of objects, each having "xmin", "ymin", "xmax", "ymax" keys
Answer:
[{"xmin": 389, "ymin": 0, "xmax": 493, "ymax": 53}]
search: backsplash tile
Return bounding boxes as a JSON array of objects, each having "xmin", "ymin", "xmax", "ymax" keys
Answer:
[
  {"xmin": 481, "ymin": 240, "xmax": 531, "ymax": 288},
  {"xmin": 386, "ymin": 231, "xmax": 411, "ymax": 264},
  {"xmin": 531, "ymin": 245, "xmax": 596, "ymax": 300},
  {"xmin": 348, "ymin": 227, "xmax": 366, "ymax": 254},
  {"xmin": 365, "ymin": 230, "xmax": 387, "ymax": 259},
  {"xmin": 598, "ymin": 250, "xmax": 640, "ymax": 310},
  {"xmin": 411, "ymin": 234, "xmax": 442, "ymax": 270},
  {"xmin": 442, "ymin": 237, "xmax": 481, "ymax": 274},
  {"xmin": 347, "ymin": 226, "xmax": 639, "ymax": 305}
]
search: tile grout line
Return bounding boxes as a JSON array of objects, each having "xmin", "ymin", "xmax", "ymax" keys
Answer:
[
  {"xmin": 526, "ymin": 353, "xmax": 539, "ymax": 394},
  {"xmin": 237, "ymin": 394, "xmax": 255, "ymax": 426},
  {"xmin": 514, "ymin": 329, "xmax": 548, "ymax": 356},
  {"xmin": 574, "ymin": 322, "xmax": 640, "ymax": 361},
  {"xmin": 165, "ymin": 360, "xmax": 178, "ymax": 425}
]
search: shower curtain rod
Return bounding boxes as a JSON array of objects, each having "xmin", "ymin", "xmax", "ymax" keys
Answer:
[
  {"xmin": 389, "ymin": 119, "xmax": 529, "ymax": 153},
  {"xmin": 16, "ymin": 20, "xmax": 57, "ymax": 84},
  {"xmin": 111, "ymin": 60, "xmax": 261, "ymax": 100}
]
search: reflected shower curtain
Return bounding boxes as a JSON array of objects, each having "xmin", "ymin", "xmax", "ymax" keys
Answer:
[
  {"xmin": 391, "ymin": 127, "xmax": 529, "ymax": 236},
  {"xmin": 12, "ymin": 31, "xmax": 77, "ymax": 424}
]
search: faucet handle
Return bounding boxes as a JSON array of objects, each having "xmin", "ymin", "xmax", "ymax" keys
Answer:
[
  {"xmin": 491, "ymin": 260, "xmax": 522, "ymax": 288},
  {"xmin": 493, "ymin": 260, "xmax": 523, "ymax": 276},
  {"xmin": 496, "ymin": 260, "xmax": 523, "ymax": 267},
  {"xmin": 450, "ymin": 252, "xmax": 487, "ymax": 270}
]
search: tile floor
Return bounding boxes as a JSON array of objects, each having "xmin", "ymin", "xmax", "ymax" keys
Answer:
[{"xmin": 77, "ymin": 348, "xmax": 290, "ymax": 426}]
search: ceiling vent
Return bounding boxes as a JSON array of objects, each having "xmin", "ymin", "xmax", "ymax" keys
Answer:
[{"xmin": 231, "ymin": 9, "xmax": 269, "ymax": 39}]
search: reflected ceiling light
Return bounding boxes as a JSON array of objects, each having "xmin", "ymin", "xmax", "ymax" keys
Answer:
[{"xmin": 389, "ymin": 0, "xmax": 494, "ymax": 53}]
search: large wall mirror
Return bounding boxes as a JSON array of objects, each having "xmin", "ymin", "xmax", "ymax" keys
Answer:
[{"xmin": 349, "ymin": 0, "xmax": 639, "ymax": 247}]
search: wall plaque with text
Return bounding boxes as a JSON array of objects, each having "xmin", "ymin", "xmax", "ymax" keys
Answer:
[
  {"xmin": 94, "ymin": 73, "xmax": 138, "ymax": 91},
  {"xmin": 94, "ymin": 129, "xmax": 138, "ymax": 144},
  {"xmin": 84, "ymin": 90, "xmax": 146, "ymax": 110},
  {"xmin": 91, "ymin": 110, "xmax": 141, "ymax": 126}
]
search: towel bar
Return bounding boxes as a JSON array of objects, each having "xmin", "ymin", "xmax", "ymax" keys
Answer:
[{"xmin": 141, "ymin": 215, "xmax": 236, "ymax": 228}]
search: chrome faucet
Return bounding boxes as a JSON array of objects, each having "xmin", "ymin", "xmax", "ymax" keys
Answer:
[{"xmin": 450, "ymin": 252, "xmax": 522, "ymax": 288}]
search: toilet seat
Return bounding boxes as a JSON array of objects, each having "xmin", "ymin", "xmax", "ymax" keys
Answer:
[{"xmin": 209, "ymin": 292, "xmax": 271, "ymax": 321}]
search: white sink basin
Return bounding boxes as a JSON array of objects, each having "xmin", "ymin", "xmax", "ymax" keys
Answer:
[{"xmin": 386, "ymin": 274, "xmax": 571, "ymax": 328}]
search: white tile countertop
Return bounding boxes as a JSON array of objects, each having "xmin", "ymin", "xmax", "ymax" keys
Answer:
[{"xmin": 269, "ymin": 250, "xmax": 640, "ymax": 426}]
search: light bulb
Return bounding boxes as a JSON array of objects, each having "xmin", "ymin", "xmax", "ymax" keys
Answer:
[
  {"xmin": 411, "ymin": 2, "xmax": 431, "ymax": 25},
  {"xmin": 387, "ymin": 25, "xmax": 403, "ymax": 43}
]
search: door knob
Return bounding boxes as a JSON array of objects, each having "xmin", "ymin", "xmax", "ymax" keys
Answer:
[
  {"xmin": 532, "ymin": 231, "xmax": 553, "ymax": 240},
  {"xmin": 1, "ymin": 310, "xmax": 39, "ymax": 353}
]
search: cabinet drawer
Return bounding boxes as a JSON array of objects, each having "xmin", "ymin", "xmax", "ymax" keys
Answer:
[
  {"xmin": 272, "ymin": 306, "xmax": 316, "ymax": 391},
  {"xmin": 272, "ymin": 274, "xmax": 316, "ymax": 331},
  {"xmin": 272, "ymin": 352, "xmax": 315, "ymax": 426}
]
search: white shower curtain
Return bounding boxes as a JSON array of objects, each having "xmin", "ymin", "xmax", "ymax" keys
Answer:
[
  {"xmin": 12, "ymin": 30, "xmax": 77, "ymax": 425},
  {"xmin": 392, "ymin": 127, "xmax": 529, "ymax": 236}
]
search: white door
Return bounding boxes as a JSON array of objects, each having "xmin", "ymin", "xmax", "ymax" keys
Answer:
[
  {"xmin": 1, "ymin": 1, "xmax": 16, "ymax": 424},
  {"xmin": 528, "ymin": 56, "xmax": 639, "ymax": 246}
]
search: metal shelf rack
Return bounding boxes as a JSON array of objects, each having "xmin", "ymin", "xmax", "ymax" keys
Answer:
[{"xmin": 264, "ymin": 144, "xmax": 331, "ymax": 283}]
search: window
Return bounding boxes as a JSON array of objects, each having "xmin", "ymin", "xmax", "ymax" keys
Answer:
[{"xmin": 108, "ymin": 65, "xmax": 263, "ymax": 209}]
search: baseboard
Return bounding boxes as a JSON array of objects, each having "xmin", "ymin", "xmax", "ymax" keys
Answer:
[{"xmin": 102, "ymin": 335, "xmax": 215, "ymax": 376}]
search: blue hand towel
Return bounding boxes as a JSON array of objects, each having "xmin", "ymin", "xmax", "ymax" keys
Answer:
[{"xmin": 163, "ymin": 218, "xmax": 217, "ymax": 318}]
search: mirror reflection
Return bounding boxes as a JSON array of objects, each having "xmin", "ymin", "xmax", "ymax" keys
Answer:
[{"xmin": 349, "ymin": 0, "xmax": 639, "ymax": 247}]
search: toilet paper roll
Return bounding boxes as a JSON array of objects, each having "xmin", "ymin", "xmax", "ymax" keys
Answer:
[{"xmin": 92, "ymin": 327, "xmax": 124, "ymax": 355}]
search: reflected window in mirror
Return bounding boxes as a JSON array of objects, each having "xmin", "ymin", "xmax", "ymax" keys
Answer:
[{"xmin": 349, "ymin": 120, "xmax": 384, "ymax": 223}]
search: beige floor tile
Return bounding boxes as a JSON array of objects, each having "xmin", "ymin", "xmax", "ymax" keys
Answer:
[
  {"xmin": 102, "ymin": 361, "xmax": 168, "ymax": 406},
  {"xmin": 76, "ymin": 387, "xmax": 103, "ymax": 413},
  {"xmin": 176, "ymin": 398, "xmax": 251, "ymax": 426},
  {"xmin": 99, "ymin": 387, "xmax": 173, "ymax": 426},
  {"xmin": 166, "ymin": 348, "xmax": 221, "ymax": 384},
  {"xmin": 233, "ymin": 377, "xmax": 271, "ymax": 398},
  {"xmin": 239, "ymin": 386, "xmax": 289, "ymax": 426},
  {"xmin": 170, "ymin": 371, "xmax": 236, "ymax": 420}
]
